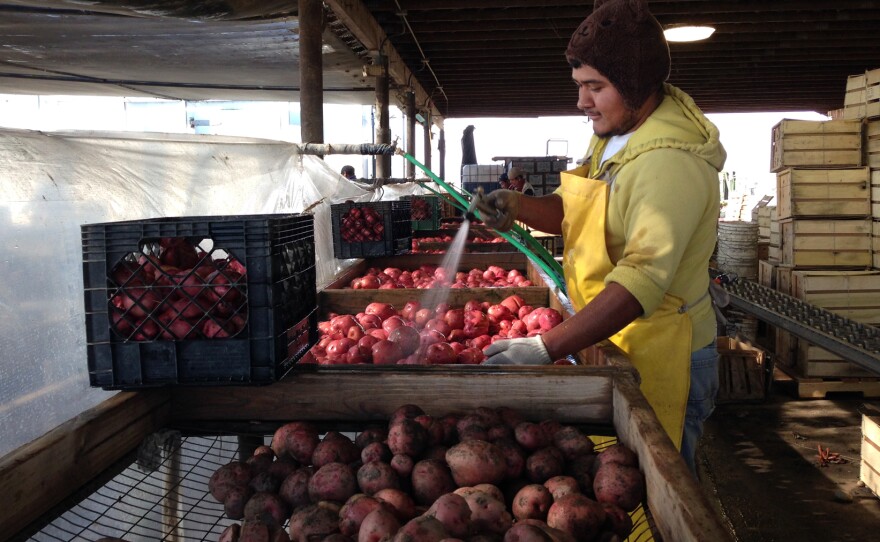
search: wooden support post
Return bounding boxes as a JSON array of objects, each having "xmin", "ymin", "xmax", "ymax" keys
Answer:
[
  {"xmin": 439, "ymin": 128, "xmax": 446, "ymax": 181},
  {"xmin": 376, "ymin": 57, "xmax": 391, "ymax": 179},
  {"xmin": 299, "ymin": 0, "xmax": 324, "ymax": 147},
  {"xmin": 406, "ymin": 91, "xmax": 416, "ymax": 179},
  {"xmin": 423, "ymin": 110, "xmax": 432, "ymax": 172}
]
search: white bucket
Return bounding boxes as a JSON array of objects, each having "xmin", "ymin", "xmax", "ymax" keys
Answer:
[{"xmin": 716, "ymin": 221, "xmax": 759, "ymax": 280}]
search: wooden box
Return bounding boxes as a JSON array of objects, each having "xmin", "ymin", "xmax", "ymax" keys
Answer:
[
  {"xmin": 776, "ymin": 167, "xmax": 870, "ymax": 220},
  {"xmin": 716, "ymin": 336, "xmax": 771, "ymax": 403},
  {"xmin": 867, "ymin": 68, "xmax": 880, "ymax": 119},
  {"xmin": 861, "ymin": 414, "xmax": 880, "ymax": 498},
  {"xmin": 789, "ymin": 269, "xmax": 880, "ymax": 377},
  {"xmin": 781, "ymin": 218, "xmax": 872, "ymax": 268},
  {"xmin": 844, "ymin": 73, "xmax": 867, "ymax": 120},
  {"xmin": 792, "ymin": 269, "xmax": 880, "ymax": 324},
  {"xmin": 758, "ymin": 259, "xmax": 777, "ymax": 289},
  {"xmin": 866, "ymin": 119, "xmax": 880, "ymax": 170},
  {"xmin": 770, "ymin": 119, "xmax": 863, "ymax": 173},
  {"xmin": 873, "ymin": 220, "xmax": 880, "ymax": 269}
]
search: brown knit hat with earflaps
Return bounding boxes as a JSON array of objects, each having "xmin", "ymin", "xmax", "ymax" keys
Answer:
[{"xmin": 565, "ymin": 0, "xmax": 670, "ymax": 109}]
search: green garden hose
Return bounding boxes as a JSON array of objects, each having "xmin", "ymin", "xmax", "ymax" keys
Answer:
[{"xmin": 398, "ymin": 151, "xmax": 566, "ymax": 292}]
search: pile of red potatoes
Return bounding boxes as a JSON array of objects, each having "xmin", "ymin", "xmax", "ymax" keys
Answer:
[{"xmin": 209, "ymin": 404, "xmax": 646, "ymax": 542}]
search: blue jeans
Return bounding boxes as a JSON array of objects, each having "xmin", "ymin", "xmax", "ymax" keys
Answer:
[{"xmin": 681, "ymin": 342, "xmax": 719, "ymax": 475}]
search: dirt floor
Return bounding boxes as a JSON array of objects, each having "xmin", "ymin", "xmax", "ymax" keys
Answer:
[{"xmin": 697, "ymin": 372, "xmax": 880, "ymax": 542}]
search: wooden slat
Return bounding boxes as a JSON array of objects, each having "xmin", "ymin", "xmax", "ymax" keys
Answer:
[
  {"xmin": 0, "ymin": 390, "xmax": 171, "ymax": 538},
  {"xmin": 171, "ymin": 366, "xmax": 618, "ymax": 424},
  {"xmin": 611, "ymin": 374, "xmax": 734, "ymax": 542},
  {"xmin": 776, "ymin": 167, "xmax": 870, "ymax": 220}
]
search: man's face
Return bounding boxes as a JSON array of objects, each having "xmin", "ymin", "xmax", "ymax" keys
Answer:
[
  {"xmin": 571, "ymin": 64, "xmax": 640, "ymax": 137},
  {"xmin": 510, "ymin": 178, "xmax": 525, "ymax": 191}
]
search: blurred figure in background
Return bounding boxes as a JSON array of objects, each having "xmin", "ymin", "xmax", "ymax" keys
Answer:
[
  {"xmin": 341, "ymin": 165, "xmax": 357, "ymax": 180},
  {"xmin": 507, "ymin": 166, "xmax": 535, "ymax": 196}
]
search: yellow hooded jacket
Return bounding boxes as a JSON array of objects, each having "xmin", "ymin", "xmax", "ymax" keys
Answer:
[{"xmin": 576, "ymin": 83, "xmax": 727, "ymax": 351}]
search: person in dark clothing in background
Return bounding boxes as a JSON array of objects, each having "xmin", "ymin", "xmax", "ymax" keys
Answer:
[{"xmin": 341, "ymin": 165, "xmax": 357, "ymax": 180}]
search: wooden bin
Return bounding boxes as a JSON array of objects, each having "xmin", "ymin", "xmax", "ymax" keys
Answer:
[
  {"xmin": 770, "ymin": 119, "xmax": 863, "ymax": 173},
  {"xmin": 789, "ymin": 270, "xmax": 880, "ymax": 378},
  {"xmin": 866, "ymin": 119, "xmax": 880, "ymax": 170},
  {"xmin": 780, "ymin": 218, "xmax": 872, "ymax": 268},
  {"xmin": 844, "ymin": 73, "xmax": 867, "ymax": 120},
  {"xmin": 776, "ymin": 167, "xmax": 870, "ymax": 220},
  {"xmin": 861, "ymin": 414, "xmax": 880, "ymax": 498},
  {"xmin": 867, "ymin": 68, "xmax": 880, "ymax": 119},
  {"xmin": 716, "ymin": 336, "xmax": 771, "ymax": 403}
]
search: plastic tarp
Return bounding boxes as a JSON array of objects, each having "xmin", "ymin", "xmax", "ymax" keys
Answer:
[{"xmin": 0, "ymin": 127, "xmax": 428, "ymax": 458}]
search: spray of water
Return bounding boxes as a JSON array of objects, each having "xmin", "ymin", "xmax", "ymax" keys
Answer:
[{"xmin": 419, "ymin": 219, "xmax": 471, "ymax": 310}]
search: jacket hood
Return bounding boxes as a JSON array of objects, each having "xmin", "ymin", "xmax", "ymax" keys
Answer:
[{"xmin": 589, "ymin": 83, "xmax": 727, "ymax": 174}]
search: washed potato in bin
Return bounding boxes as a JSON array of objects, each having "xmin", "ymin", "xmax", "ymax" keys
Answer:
[{"xmin": 108, "ymin": 236, "xmax": 248, "ymax": 342}]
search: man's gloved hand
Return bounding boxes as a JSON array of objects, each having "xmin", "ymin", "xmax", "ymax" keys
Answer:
[
  {"xmin": 482, "ymin": 335, "xmax": 552, "ymax": 365},
  {"xmin": 475, "ymin": 189, "xmax": 522, "ymax": 232}
]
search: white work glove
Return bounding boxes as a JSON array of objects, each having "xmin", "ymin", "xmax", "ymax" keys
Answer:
[
  {"xmin": 482, "ymin": 336, "xmax": 552, "ymax": 365},
  {"xmin": 475, "ymin": 189, "xmax": 522, "ymax": 232}
]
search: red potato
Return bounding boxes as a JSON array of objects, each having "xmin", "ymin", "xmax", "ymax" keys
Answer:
[
  {"xmin": 565, "ymin": 455, "xmax": 596, "ymax": 495},
  {"xmin": 272, "ymin": 421, "xmax": 321, "ymax": 464},
  {"xmin": 387, "ymin": 418, "xmax": 428, "ymax": 457},
  {"xmin": 312, "ymin": 432, "xmax": 360, "ymax": 467},
  {"xmin": 357, "ymin": 461, "xmax": 401, "ymax": 495},
  {"xmin": 445, "ymin": 440, "xmax": 507, "ymax": 487},
  {"xmin": 423, "ymin": 444, "xmax": 450, "ymax": 462},
  {"xmin": 544, "ymin": 476, "xmax": 581, "ymax": 502},
  {"xmin": 600, "ymin": 502, "xmax": 634, "ymax": 538},
  {"xmin": 594, "ymin": 444, "xmax": 638, "ymax": 471},
  {"xmin": 459, "ymin": 490, "xmax": 513, "ymax": 535},
  {"xmin": 224, "ymin": 485, "xmax": 254, "ymax": 520},
  {"xmin": 517, "ymin": 519, "xmax": 577, "ymax": 542},
  {"xmin": 210, "ymin": 461, "xmax": 253, "ymax": 503},
  {"xmin": 512, "ymin": 484, "xmax": 554, "ymax": 521},
  {"xmin": 361, "ymin": 441, "xmax": 392, "ymax": 464},
  {"xmin": 339, "ymin": 494, "xmax": 387, "ymax": 537},
  {"xmin": 526, "ymin": 447, "xmax": 565, "ymax": 483},
  {"xmin": 308, "ymin": 462, "xmax": 358, "ymax": 504},
  {"xmin": 374, "ymin": 487, "xmax": 418, "ymax": 522},
  {"xmin": 552, "ymin": 427, "xmax": 595, "ymax": 461},
  {"xmin": 425, "ymin": 492, "xmax": 473, "ymax": 538},
  {"xmin": 243, "ymin": 491, "xmax": 289, "ymax": 526},
  {"xmin": 268, "ymin": 457, "xmax": 300, "ymax": 483},
  {"xmin": 289, "ymin": 503, "xmax": 340, "ymax": 542},
  {"xmin": 355, "ymin": 426, "xmax": 388, "ymax": 449},
  {"xmin": 279, "ymin": 468, "xmax": 313, "ymax": 510},
  {"xmin": 492, "ymin": 438, "xmax": 527, "ymax": 480},
  {"xmin": 411, "ymin": 459, "xmax": 457, "ymax": 506},
  {"xmin": 249, "ymin": 471, "xmax": 281, "ymax": 494},
  {"xmin": 503, "ymin": 522, "xmax": 554, "ymax": 542},
  {"xmin": 471, "ymin": 484, "xmax": 505, "ymax": 504},
  {"xmin": 546, "ymin": 493, "xmax": 606, "ymax": 542},
  {"xmin": 218, "ymin": 523, "xmax": 241, "ymax": 542},
  {"xmin": 392, "ymin": 516, "xmax": 450, "ymax": 542},
  {"xmin": 592, "ymin": 464, "xmax": 646, "ymax": 512},
  {"xmin": 390, "ymin": 453, "xmax": 415, "ymax": 480},
  {"xmin": 357, "ymin": 506, "xmax": 401, "ymax": 542},
  {"xmin": 515, "ymin": 422, "xmax": 551, "ymax": 452}
]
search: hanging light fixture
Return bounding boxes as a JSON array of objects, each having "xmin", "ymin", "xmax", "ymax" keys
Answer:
[{"xmin": 663, "ymin": 25, "xmax": 716, "ymax": 42}]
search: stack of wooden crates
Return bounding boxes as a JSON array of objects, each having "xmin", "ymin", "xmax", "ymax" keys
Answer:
[{"xmin": 759, "ymin": 68, "xmax": 880, "ymax": 397}]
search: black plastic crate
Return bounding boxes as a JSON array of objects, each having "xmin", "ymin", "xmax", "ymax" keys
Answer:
[
  {"xmin": 81, "ymin": 214, "xmax": 317, "ymax": 389},
  {"xmin": 400, "ymin": 195, "xmax": 440, "ymax": 230},
  {"xmin": 331, "ymin": 201, "xmax": 412, "ymax": 259}
]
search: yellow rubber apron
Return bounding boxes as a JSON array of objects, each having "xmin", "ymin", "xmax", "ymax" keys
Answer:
[{"xmin": 559, "ymin": 160, "xmax": 691, "ymax": 449}]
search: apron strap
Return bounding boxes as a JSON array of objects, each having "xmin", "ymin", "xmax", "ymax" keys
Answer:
[{"xmin": 677, "ymin": 289, "xmax": 711, "ymax": 314}]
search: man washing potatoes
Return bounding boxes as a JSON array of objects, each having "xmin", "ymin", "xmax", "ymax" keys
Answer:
[{"xmin": 478, "ymin": 0, "xmax": 727, "ymax": 474}]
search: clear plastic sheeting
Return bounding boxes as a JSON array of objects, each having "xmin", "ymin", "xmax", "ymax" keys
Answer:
[{"xmin": 0, "ymin": 128, "xmax": 426, "ymax": 459}]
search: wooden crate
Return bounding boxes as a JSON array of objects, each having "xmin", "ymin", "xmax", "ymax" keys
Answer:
[
  {"xmin": 781, "ymin": 218, "xmax": 872, "ymax": 268},
  {"xmin": 759, "ymin": 260, "xmax": 777, "ymax": 289},
  {"xmin": 790, "ymin": 270, "xmax": 880, "ymax": 377},
  {"xmin": 867, "ymin": 68, "xmax": 880, "ymax": 119},
  {"xmin": 716, "ymin": 336, "xmax": 771, "ymax": 403},
  {"xmin": 770, "ymin": 119, "xmax": 863, "ymax": 173},
  {"xmin": 792, "ymin": 269, "xmax": 880, "ymax": 323},
  {"xmin": 861, "ymin": 414, "xmax": 880, "ymax": 498},
  {"xmin": 866, "ymin": 119, "xmax": 880, "ymax": 169},
  {"xmin": 844, "ymin": 73, "xmax": 867, "ymax": 120},
  {"xmin": 776, "ymin": 167, "xmax": 870, "ymax": 220},
  {"xmin": 873, "ymin": 220, "xmax": 880, "ymax": 269}
]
